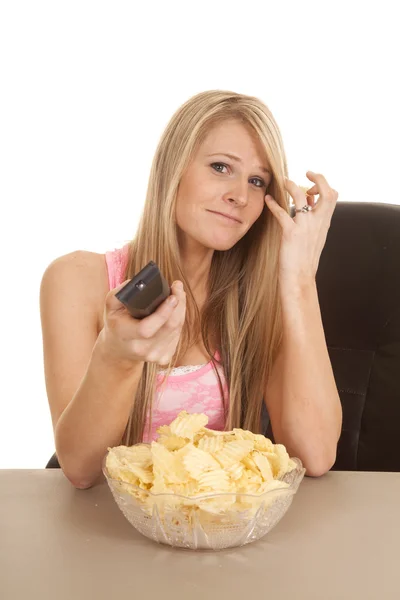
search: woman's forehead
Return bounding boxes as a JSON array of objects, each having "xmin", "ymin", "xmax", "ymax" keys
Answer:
[{"xmin": 197, "ymin": 120, "xmax": 270, "ymax": 171}]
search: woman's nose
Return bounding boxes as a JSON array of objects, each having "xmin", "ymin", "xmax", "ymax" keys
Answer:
[{"xmin": 224, "ymin": 179, "xmax": 249, "ymax": 206}]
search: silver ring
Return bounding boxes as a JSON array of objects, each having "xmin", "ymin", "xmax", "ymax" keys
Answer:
[
  {"xmin": 291, "ymin": 204, "xmax": 313, "ymax": 217},
  {"xmin": 296, "ymin": 204, "xmax": 313, "ymax": 213}
]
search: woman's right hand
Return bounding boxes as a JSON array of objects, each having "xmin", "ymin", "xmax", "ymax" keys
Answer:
[{"xmin": 98, "ymin": 280, "xmax": 186, "ymax": 367}]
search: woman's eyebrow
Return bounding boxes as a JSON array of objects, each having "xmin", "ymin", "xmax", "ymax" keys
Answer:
[{"xmin": 206, "ymin": 152, "xmax": 271, "ymax": 175}]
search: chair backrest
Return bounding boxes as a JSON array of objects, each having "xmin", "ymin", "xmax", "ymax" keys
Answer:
[{"xmin": 316, "ymin": 202, "xmax": 400, "ymax": 471}]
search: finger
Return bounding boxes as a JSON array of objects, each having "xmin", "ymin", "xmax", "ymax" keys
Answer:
[
  {"xmin": 138, "ymin": 281, "xmax": 183, "ymax": 338},
  {"xmin": 305, "ymin": 184, "xmax": 318, "ymax": 196},
  {"xmin": 297, "ymin": 185, "xmax": 316, "ymax": 208},
  {"xmin": 306, "ymin": 172, "xmax": 339, "ymax": 214},
  {"xmin": 106, "ymin": 279, "xmax": 133, "ymax": 312},
  {"xmin": 163, "ymin": 291, "xmax": 186, "ymax": 331},
  {"xmin": 265, "ymin": 195, "xmax": 294, "ymax": 228},
  {"xmin": 158, "ymin": 280, "xmax": 186, "ymax": 331},
  {"xmin": 285, "ymin": 179, "xmax": 310, "ymax": 210},
  {"xmin": 307, "ymin": 194, "xmax": 316, "ymax": 208},
  {"xmin": 306, "ymin": 171, "xmax": 333, "ymax": 198}
]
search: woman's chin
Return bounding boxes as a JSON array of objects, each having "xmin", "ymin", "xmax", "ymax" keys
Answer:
[{"xmin": 205, "ymin": 236, "xmax": 242, "ymax": 252}]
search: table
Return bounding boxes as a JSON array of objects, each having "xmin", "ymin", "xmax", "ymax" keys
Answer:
[{"xmin": 1, "ymin": 469, "xmax": 399, "ymax": 600}]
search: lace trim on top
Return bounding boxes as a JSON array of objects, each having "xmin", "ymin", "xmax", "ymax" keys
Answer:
[{"xmin": 157, "ymin": 363, "xmax": 208, "ymax": 376}]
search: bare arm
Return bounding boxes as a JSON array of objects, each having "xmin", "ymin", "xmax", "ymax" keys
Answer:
[
  {"xmin": 40, "ymin": 250, "xmax": 186, "ymax": 489},
  {"xmin": 55, "ymin": 335, "xmax": 145, "ymax": 489},
  {"xmin": 40, "ymin": 251, "xmax": 144, "ymax": 488},
  {"xmin": 264, "ymin": 280, "xmax": 342, "ymax": 478}
]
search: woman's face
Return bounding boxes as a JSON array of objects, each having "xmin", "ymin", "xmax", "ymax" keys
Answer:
[{"xmin": 175, "ymin": 119, "xmax": 272, "ymax": 253}]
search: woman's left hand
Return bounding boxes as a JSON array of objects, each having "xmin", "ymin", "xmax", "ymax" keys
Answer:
[{"xmin": 265, "ymin": 171, "xmax": 339, "ymax": 287}]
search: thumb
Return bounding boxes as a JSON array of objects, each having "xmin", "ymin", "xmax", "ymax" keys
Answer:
[
  {"xmin": 106, "ymin": 278, "xmax": 132, "ymax": 311},
  {"xmin": 113, "ymin": 278, "xmax": 131, "ymax": 293}
]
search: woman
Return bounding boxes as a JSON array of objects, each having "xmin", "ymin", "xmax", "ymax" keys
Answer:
[{"xmin": 40, "ymin": 89, "xmax": 342, "ymax": 489}]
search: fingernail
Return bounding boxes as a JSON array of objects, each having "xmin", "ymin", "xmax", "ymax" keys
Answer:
[{"xmin": 175, "ymin": 281, "xmax": 184, "ymax": 291}]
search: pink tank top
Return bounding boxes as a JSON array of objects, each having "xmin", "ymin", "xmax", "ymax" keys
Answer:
[{"xmin": 104, "ymin": 245, "xmax": 228, "ymax": 441}]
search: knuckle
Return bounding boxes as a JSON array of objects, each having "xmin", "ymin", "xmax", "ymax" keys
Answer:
[
  {"xmin": 171, "ymin": 319, "xmax": 183, "ymax": 331},
  {"xmin": 105, "ymin": 299, "xmax": 114, "ymax": 312},
  {"xmin": 164, "ymin": 317, "xmax": 177, "ymax": 331},
  {"xmin": 138, "ymin": 325, "xmax": 153, "ymax": 340},
  {"xmin": 106, "ymin": 315, "xmax": 119, "ymax": 332}
]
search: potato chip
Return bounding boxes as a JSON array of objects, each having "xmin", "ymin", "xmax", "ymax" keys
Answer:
[
  {"xmin": 108, "ymin": 444, "xmax": 152, "ymax": 468},
  {"xmin": 182, "ymin": 444, "xmax": 221, "ymax": 479},
  {"xmin": 167, "ymin": 480, "xmax": 199, "ymax": 498},
  {"xmin": 197, "ymin": 468, "xmax": 231, "ymax": 492},
  {"xmin": 232, "ymin": 428, "xmax": 255, "ymax": 441},
  {"xmin": 258, "ymin": 479, "xmax": 289, "ymax": 495},
  {"xmin": 173, "ymin": 443, "xmax": 192, "ymax": 461},
  {"xmin": 105, "ymin": 448, "xmax": 124, "ymax": 477},
  {"xmin": 118, "ymin": 459, "xmax": 153, "ymax": 484},
  {"xmin": 106, "ymin": 449, "xmax": 142, "ymax": 485},
  {"xmin": 268, "ymin": 444, "xmax": 290, "ymax": 478},
  {"xmin": 226, "ymin": 462, "xmax": 244, "ymax": 481},
  {"xmin": 197, "ymin": 495, "xmax": 236, "ymax": 514},
  {"xmin": 156, "ymin": 424, "xmax": 172, "ymax": 437},
  {"xmin": 236, "ymin": 476, "xmax": 260, "ymax": 494},
  {"xmin": 157, "ymin": 434, "xmax": 187, "ymax": 452},
  {"xmin": 252, "ymin": 451, "xmax": 274, "ymax": 482},
  {"xmin": 106, "ymin": 410, "xmax": 299, "ymax": 523},
  {"xmin": 232, "ymin": 429, "xmax": 274, "ymax": 452},
  {"xmin": 253, "ymin": 434, "xmax": 274, "ymax": 453},
  {"xmin": 151, "ymin": 477, "xmax": 168, "ymax": 495},
  {"xmin": 170, "ymin": 411, "xmax": 209, "ymax": 440},
  {"xmin": 213, "ymin": 440, "xmax": 254, "ymax": 468},
  {"xmin": 241, "ymin": 454, "xmax": 260, "ymax": 475},
  {"xmin": 197, "ymin": 434, "xmax": 224, "ymax": 453},
  {"xmin": 199, "ymin": 427, "xmax": 228, "ymax": 436},
  {"xmin": 244, "ymin": 470, "xmax": 263, "ymax": 485},
  {"xmin": 110, "ymin": 467, "xmax": 139, "ymax": 486},
  {"xmin": 151, "ymin": 441, "xmax": 188, "ymax": 483}
]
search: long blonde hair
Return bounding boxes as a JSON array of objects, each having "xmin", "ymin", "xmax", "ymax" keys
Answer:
[{"xmin": 121, "ymin": 89, "xmax": 290, "ymax": 445}]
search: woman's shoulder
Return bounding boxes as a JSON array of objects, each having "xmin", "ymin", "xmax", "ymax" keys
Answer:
[
  {"xmin": 40, "ymin": 249, "xmax": 111, "ymax": 332},
  {"xmin": 43, "ymin": 249, "xmax": 109, "ymax": 285},
  {"xmin": 43, "ymin": 244, "xmax": 130, "ymax": 290}
]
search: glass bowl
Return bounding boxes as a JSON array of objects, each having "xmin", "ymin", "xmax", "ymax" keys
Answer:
[{"xmin": 102, "ymin": 450, "xmax": 305, "ymax": 551}]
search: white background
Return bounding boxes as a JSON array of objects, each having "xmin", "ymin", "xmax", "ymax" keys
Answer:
[{"xmin": 1, "ymin": 1, "xmax": 399, "ymax": 468}]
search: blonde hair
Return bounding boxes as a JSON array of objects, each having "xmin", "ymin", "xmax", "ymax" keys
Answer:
[{"xmin": 121, "ymin": 89, "xmax": 290, "ymax": 445}]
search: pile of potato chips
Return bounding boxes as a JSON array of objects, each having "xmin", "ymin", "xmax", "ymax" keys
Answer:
[{"xmin": 105, "ymin": 411, "xmax": 298, "ymax": 517}]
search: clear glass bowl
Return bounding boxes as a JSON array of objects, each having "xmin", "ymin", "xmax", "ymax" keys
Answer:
[{"xmin": 103, "ymin": 449, "xmax": 305, "ymax": 551}]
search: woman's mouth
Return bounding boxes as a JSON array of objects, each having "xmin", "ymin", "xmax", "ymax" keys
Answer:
[{"xmin": 207, "ymin": 210, "xmax": 242, "ymax": 224}]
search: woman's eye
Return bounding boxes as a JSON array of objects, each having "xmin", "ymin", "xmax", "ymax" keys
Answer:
[
  {"xmin": 211, "ymin": 163, "xmax": 266, "ymax": 188},
  {"xmin": 211, "ymin": 162, "xmax": 228, "ymax": 173},
  {"xmin": 249, "ymin": 177, "xmax": 266, "ymax": 188}
]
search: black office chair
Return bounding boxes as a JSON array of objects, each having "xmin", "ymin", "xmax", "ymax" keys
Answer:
[
  {"xmin": 46, "ymin": 202, "xmax": 400, "ymax": 472},
  {"xmin": 46, "ymin": 453, "xmax": 60, "ymax": 468},
  {"xmin": 316, "ymin": 202, "xmax": 400, "ymax": 471}
]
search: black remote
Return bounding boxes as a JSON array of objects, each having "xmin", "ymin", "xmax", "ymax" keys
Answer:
[{"xmin": 115, "ymin": 261, "xmax": 171, "ymax": 319}]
